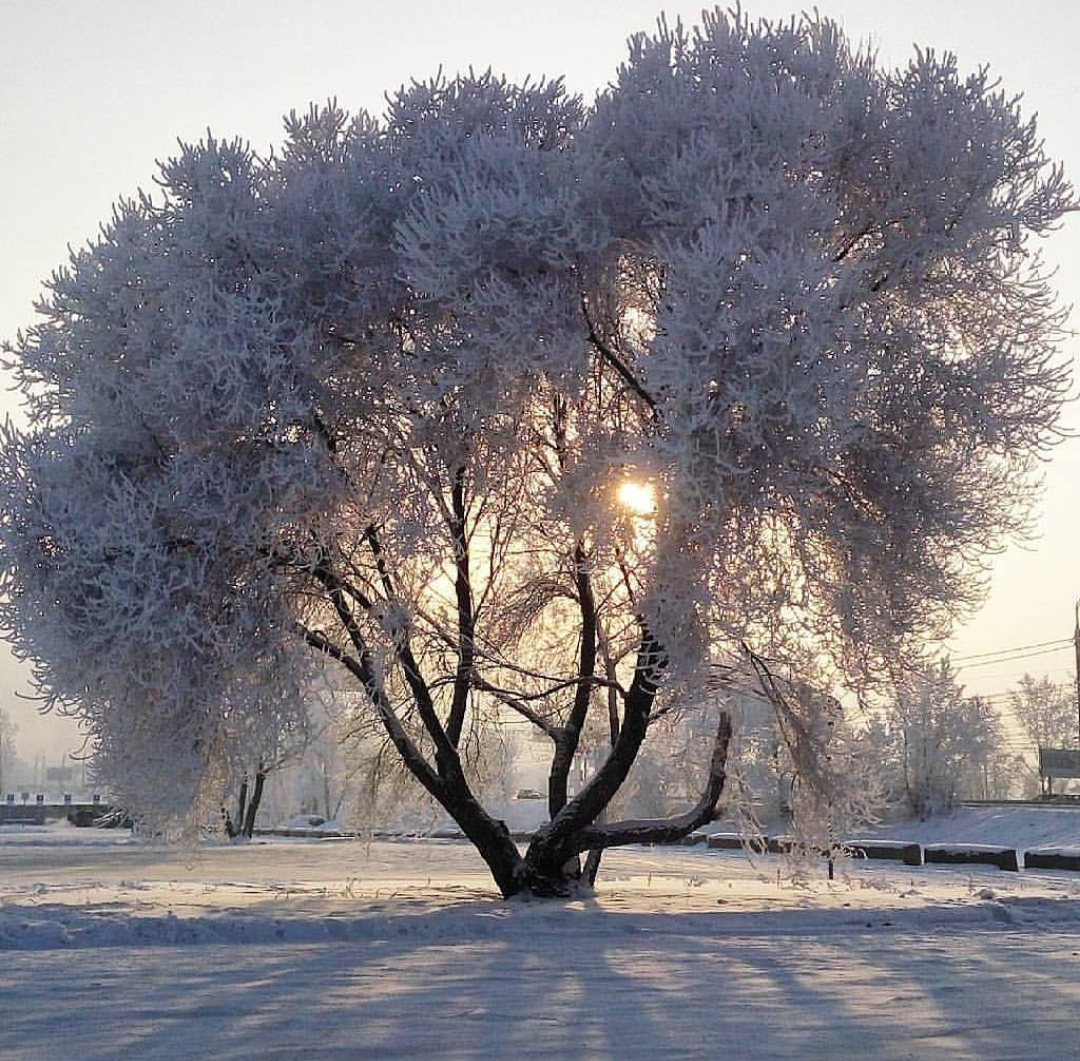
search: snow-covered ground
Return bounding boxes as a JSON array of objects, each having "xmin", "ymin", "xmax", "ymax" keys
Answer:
[
  {"xmin": 2, "ymin": 808, "xmax": 1079, "ymax": 1060},
  {"xmin": 857, "ymin": 803, "xmax": 1080, "ymax": 851}
]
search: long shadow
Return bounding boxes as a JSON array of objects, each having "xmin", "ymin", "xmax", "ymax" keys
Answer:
[{"xmin": 4, "ymin": 894, "xmax": 1080, "ymax": 1061}]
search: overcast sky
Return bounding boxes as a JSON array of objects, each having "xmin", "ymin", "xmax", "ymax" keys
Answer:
[{"xmin": 2, "ymin": 0, "xmax": 1077, "ymax": 761}]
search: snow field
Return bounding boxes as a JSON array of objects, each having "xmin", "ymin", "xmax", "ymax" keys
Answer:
[{"xmin": 2, "ymin": 817, "xmax": 1080, "ymax": 1059}]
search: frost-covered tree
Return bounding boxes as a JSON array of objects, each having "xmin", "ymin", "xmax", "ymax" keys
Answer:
[
  {"xmin": 0, "ymin": 708, "xmax": 17, "ymax": 795},
  {"xmin": 1010, "ymin": 672, "xmax": 1077, "ymax": 751},
  {"xmin": 0, "ymin": 10, "xmax": 1072, "ymax": 896},
  {"xmin": 886, "ymin": 659, "xmax": 1007, "ymax": 817},
  {"xmin": 1009, "ymin": 672, "xmax": 1077, "ymax": 795}
]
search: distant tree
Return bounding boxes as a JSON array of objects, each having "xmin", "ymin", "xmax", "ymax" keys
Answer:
[
  {"xmin": 1009, "ymin": 672, "xmax": 1077, "ymax": 796},
  {"xmin": 1010, "ymin": 672, "xmax": 1077, "ymax": 751},
  {"xmin": 954, "ymin": 694, "xmax": 1017, "ymax": 801},
  {"xmin": 0, "ymin": 10, "xmax": 1072, "ymax": 896},
  {"xmin": 0, "ymin": 708, "xmax": 16, "ymax": 795},
  {"xmin": 887, "ymin": 660, "xmax": 1007, "ymax": 817}
]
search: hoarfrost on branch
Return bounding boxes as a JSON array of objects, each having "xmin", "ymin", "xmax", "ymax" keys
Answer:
[{"xmin": 0, "ymin": 10, "xmax": 1072, "ymax": 895}]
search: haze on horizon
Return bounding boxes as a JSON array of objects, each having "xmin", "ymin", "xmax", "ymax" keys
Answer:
[{"xmin": 1, "ymin": 0, "xmax": 1077, "ymax": 763}]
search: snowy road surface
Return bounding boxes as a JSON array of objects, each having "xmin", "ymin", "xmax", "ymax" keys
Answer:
[{"xmin": 2, "ymin": 828, "xmax": 1079, "ymax": 1060}]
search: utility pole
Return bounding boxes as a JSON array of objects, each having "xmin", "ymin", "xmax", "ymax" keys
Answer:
[{"xmin": 1075, "ymin": 600, "xmax": 1080, "ymax": 750}]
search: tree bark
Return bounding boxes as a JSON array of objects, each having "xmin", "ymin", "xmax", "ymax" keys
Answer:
[
  {"xmin": 584, "ymin": 627, "xmax": 624, "ymax": 885},
  {"xmin": 242, "ymin": 768, "xmax": 266, "ymax": 838},
  {"xmin": 572, "ymin": 711, "xmax": 732, "ymax": 854},
  {"xmin": 522, "ymin": 706, "xmax": 732, "ymax": 893},
  {"xmin": 237, "ymin": 777, "xmax": 249, "ymax": 835},
  {"xmin": 521, "ymin": 633, "xmax": 663, "ymax": 889},
  {"xmin": 546, "ymin": 543, "xmax": 597, "ymax": 821},
  {"xmin": 301, "ymin": 621, "xmax": 525, "ymax": 897},
  {"xmin": 446, "ymin": 467, "xmax": 474, "ymax": 748}
]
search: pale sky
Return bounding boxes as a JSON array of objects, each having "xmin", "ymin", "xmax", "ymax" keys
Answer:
[{"xmin": 1, "ymin": 0, "xmax": 1077, "ymax": 761}]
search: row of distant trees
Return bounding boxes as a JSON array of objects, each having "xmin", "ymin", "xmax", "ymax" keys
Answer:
[
  {"xmin": 243, "ymin": 663, "xmax": 1075, "ymax": 834},
  {"xmin": 740, "ymin": 663, "xmax": 1077, "ymax": 822},
  {"xmin": 871, "ymin": 664, "xmax": 1077, "ymax": 817},
  {"xmin": 2, "ymin": 660, "xmax": 1070, "ymax": 831}
]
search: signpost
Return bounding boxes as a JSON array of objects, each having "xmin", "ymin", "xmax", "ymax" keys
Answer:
[
  {"xmin": 1074, "ymin": 600, "xmax": 1080, "ymax": 752},
  {"xmin": 1039, "ymin": 747, "xmax": 1080, "ymax": 797}
]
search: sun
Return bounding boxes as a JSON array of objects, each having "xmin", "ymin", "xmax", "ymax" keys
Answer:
[{"xmin": 616, "ymin": 480, "xmax": 656, "ymax": 517}]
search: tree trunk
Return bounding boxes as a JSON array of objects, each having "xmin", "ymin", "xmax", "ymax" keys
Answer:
[
  {"xmin": 521, "ymin": 647, "xmax": 658, "ymax": 886},
  {"xmin": 435, "ymin": 765, "xmax": 524, "ymax": 897},
  {"xmin": 222, "ymin": 806, "xmax": 238, "ymax": 839},
  {"xmin": 521, "ymin": 708, "xmax": 732, "ymax": 894},
  {"xmin": 242, "ymin": 769, "xmax": 265, "ymax": 838},
  {"xmin": 305, "ymin": 565, "xmax": 726, "ymax": 898},
  {"xmin": 582, "ymin": 832, "xmax": 604, "ymax": 887},
  {"xmin": 236, "ymin": 777, "xmax": 249, "ymax": 834}
]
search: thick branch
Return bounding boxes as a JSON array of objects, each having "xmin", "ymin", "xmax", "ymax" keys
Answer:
[
  {"xmin": 573, "ymin": 711, "xmax": 732, "ymax": 854},
  {"xmin": 525, "ymin": 632, "xmax": 666, "ymax": 873},
  {"xmin": 447, "ymin": 466, "xmax": 474, "ymax": 747},
  {"xmin": 363, "ymin": 524, "xmax": 396, "ymax": 600},
  {"xmin": 597, "ymin": 615, "xmax": 623, "ymax": 747},
  {"xmin": 568, "ymin": 545, "xmax": 598, "ymax": 736},
  {"xmin": 582, "ymin": 295, "xmax": 658, "ymax": 414},
  {"xmin": 547, "ymin": 542, "xmax": 598, "ymax": 817},
  {"xmin": 297, "ymin": 619, "xmax": 523, "ymax": 896},
  {"xmin": 296, "ymin": 623, "xmax": 443, "ymax": 798},
  {"xmin": 312, "ymin": 562, "xmax": 458, "ymax": 777}
]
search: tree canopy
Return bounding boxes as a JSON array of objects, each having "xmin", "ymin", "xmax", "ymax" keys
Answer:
[
  {"xmin": 1011, "ymin": 673, "xmax": 1078, "ymax": 752},
  {"xmin": 0, "ymin": 9, "xmax": 1072, "ymax": 895}
]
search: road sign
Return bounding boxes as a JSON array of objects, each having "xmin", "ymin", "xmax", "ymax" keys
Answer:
[{"xmin": 1039, "ymin": 747, "xmax": 1080, "ymax": 779}]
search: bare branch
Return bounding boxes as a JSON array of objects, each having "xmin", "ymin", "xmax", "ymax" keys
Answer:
[
  {"xmin": 574, "ymin": 710, "xmax": 733, "ymax": 853},
  {"xmin": 470, "ymin": 672, "xmax": 561, "ymax": 738},
  {"xmin": 294, "ymin": 622, "xmax": 443, "ymax": 798},
  {"xmin": 446, "ymin": 465, "xmax": 475, "ymax": 748},
  {"xmin": 581, "ymin": 294, "xmax": 658, "ymax": 415}
]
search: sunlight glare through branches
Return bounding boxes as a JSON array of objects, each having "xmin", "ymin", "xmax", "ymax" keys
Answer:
[{"xmin": 616, "ymin": 480, "xmax": 656, "ymax": 517}]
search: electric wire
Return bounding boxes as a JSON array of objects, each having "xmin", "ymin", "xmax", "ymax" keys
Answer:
[
  {"xmin": 953, "ymin": 644, "xmax": 1072, "ymax": 669},
  {"xmin": 952, "ymin": 637, "xmax": 1072, "ymax": 663}
]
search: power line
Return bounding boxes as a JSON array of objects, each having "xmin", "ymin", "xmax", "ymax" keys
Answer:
[
  {"xmin": 954, "ymin": 644, "xmax": 1072, "ymax": 670},
  {"xmin": 952, "ymin": 637, "xmax": 1072, "ymax": 663}
]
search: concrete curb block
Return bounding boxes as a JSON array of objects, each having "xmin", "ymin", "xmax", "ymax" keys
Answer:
[
  {"xmin": 706, "ymin": 833, "xmax": 744, "ymax": 850},
  {"xmin": 847, "ymin": 841, "xmax": 924, "ymax": 867},
  {"xmin": 1023, "ymin": 849, "xmax": 1080, "ymax": 872},
  {"xmin": 923, "ymin": 844, "xmax": 1020, "ymax": 872}
]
